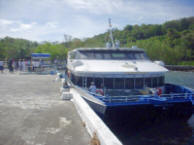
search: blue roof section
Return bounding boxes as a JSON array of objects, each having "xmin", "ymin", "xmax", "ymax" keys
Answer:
[{"xmin": 31, "ymin": 53, "xmax": 51, "ymax": 58}]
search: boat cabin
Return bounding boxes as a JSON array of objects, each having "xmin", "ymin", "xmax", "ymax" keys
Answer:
[{"xmin": 67, "ymin": 48, "xmax": 165, "ymax": 96}]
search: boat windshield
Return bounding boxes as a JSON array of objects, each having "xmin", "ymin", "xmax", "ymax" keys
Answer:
[{"xmin": 75, "ymin": 50, "xmax": 149, "ymax": 60}]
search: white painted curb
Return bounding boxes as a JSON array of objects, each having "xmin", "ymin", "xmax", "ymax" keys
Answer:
[{"xmin": 70, "ymin": 88, "xmax": 122, "ymax": 145}]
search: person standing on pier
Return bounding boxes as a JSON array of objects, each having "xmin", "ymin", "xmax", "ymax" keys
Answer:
[
  {"xmin": 0, "ymin": 60, "xmax": 4, "ymax": 73},
  {"xmin": 18, "ymin": 59, "xmax": 22, "ymax": 71},
  {"xmin": 8, "ymin": 59, "xmax": 14, "ymax": 72}
]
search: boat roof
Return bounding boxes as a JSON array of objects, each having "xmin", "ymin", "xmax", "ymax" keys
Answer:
[{"xmin": 70, "ymin": 46, "xmax": 145, "ymax": 52}]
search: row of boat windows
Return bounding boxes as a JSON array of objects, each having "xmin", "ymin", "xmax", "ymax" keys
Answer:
[
  {"xmin": 71, "ymin": 74, "xmax": 164, "ymax": 89},
  {"xmin": 69, "ymin": 50, "xmax": 148, "ymax": 60}
]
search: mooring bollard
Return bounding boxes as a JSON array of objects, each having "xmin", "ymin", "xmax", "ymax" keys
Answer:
[{"xmin": 61, "ymin": 92, "xmax": 73, "ymax": 100}]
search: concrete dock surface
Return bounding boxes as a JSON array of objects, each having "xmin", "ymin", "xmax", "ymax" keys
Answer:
[{"xmin": 0, "ymin": 73, "xmax": 90, "ymax": 145}]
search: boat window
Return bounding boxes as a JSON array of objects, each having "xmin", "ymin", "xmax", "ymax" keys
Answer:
[
  {"xmin": 73, "ymin": 75, "xmax": 82, "ymax": 87},
  {"xmin": 127, "ymin": 53, "xmax": 135, "ymax": 59},
  {"xmin": 139, "ymin": 53, "xmax": 145, "ymax": 59},
  {"xmin": 72, "ymin": 76, "xmax": 164, "ymax": 89},
  {"xmin": 158, "ymin": 76, "xmax": 164, "ymax": 86},
  {"xmin": 132, "ymin": 53, "xmax": 147, "ymax": 60},
  {"xmin": 135, "ymin": 78, "xmax": 144, "ymax": 89},
  {"xmin": 153, "ymin": 77, "xmax": 157, "ymax": 87},
  {"xmin": 71, "ymin": 74, "xmax": 83, "ymax": 87},
  {"xmin": 87, "ymin": 52, "xmax": 94, "ymax": 59},
  {"xmin": 76, "ymin": 50, "xmax": 149, "ymax": 60},
  {"xmin": 69, "ymin": 52, "xmax": 76, "ymax": 59},
  {"xmin": 77, "ymin": 76, "xmax": 83, "ymax": 87},
  {"xmin": 80, "ymin": 52, "xmax": 94, "ymax": 59},
  {"xmin": 71, "ymin": 74, "xmax": 75, "ymax": 84},
  {"xmin": 87, "ymin": 77, "xmax": 94, "ymax": 88},
  {"xmin": 95, "ymin": 53, "xmax": 103, "ymax": 59},
  {"xmin": 104, "ymin": 78, "xmax": 113, "ymax": 89},
  {"xmin": 112, "ymin": 53, "xmax": 126, "ymax": 60},
  {"xmin": 134, "ymin": 53, "xmax": 141, "ymax": 60},
  {"xmin": 95, "ymin": 78, "xmax": 103, "ymax": 88},
  {"xmin": 104, "ymin": 53, "xmax": 111, "ymax": 59},
  {"xmin": 76, "ymin": 51, "xmax": 88, "ymax": 59},
  {"xmin": 125, "ymin": 78, "xmax": 135, "ymax": 89},
  {"xmin": 145, "ymin": 78, "xmax": 152, "ymax": 87},
  {"xmin": 140, "ymin": 53, "xmax": 148, "ymax": 59},
  {"xmin": 114, "ymin": 78, "xmax": 125, "ymax": 89}
]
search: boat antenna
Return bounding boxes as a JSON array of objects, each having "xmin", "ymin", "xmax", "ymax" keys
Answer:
[{"xmin": 108, "ymin": 18, "xmax": 115, "ymax": 48}]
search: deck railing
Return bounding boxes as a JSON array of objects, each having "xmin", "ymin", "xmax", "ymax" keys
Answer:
[
  {"xmin": 71, "ymin": 80, "xmax": 194, "ymax": 104},
  {"xmin": 90, "ymin": 92, "xmax": 194, "ymax": 103}
]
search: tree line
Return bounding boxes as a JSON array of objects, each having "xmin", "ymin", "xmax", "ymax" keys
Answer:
[
  {"xmin": 0, "ymin": 17, "xmax": 193, "ymax": 65},
  {"xmin": 82, "ymin": 17, "xmax": 194, "ymax": 65}
]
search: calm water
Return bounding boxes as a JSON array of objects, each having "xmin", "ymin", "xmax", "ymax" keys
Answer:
[{"xmin": 106, "ymin": 71, "xmax": 194, "ymax": 145}]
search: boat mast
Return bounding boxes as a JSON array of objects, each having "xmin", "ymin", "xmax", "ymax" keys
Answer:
[{"xmin": 108, "ymin": 18, "xmax": 115, "ymax": 48}]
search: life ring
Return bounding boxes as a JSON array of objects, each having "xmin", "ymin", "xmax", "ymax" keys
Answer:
[
  {"xmin": 96, "ymin": 89, "xmax": 104, "ymax": 96},
  {"xmin": 157, "ymin": 88, "xmax": 162, "ymax": 96}
]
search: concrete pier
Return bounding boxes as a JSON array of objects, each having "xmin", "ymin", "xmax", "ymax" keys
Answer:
[{"xmin": 0, "ymin": 73, "xmax": 90, "ymax": 145}]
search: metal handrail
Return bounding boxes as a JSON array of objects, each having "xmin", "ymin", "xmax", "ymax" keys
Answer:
[
  {"xmin": 70, "ymin": 77, "xmax": 194, "ymax": 103},
  {"xmin": 91, "ymin": 92, "xmax": 194, "ymax": 103}
]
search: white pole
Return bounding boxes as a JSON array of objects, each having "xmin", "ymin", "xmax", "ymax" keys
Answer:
[{"xmin": 108, "ymin": 18, "xmax": 115, "ymax": 48}]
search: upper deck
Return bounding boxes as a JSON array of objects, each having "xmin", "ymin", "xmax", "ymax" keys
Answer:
[{"xmin": 67, "ymin": 46, "xmax": 168, "ymax": 76}]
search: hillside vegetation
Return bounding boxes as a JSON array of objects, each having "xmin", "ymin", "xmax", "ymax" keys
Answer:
[
  {"xmin": 82, "ymin": 17, "xmax": 194, "ymax": 65},
  {"xmin": 0, "ymin": 17, "xmax": 194, "ymax": 65}
]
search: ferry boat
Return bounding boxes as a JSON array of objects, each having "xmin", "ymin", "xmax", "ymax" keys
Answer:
[{"xmin": 66, "ymin": 20, "xmax": 194, "ymax": 120}]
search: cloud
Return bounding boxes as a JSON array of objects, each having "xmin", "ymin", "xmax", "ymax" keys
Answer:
[
  {"xmin": 0, "ymin": 19, "xmax": 60, "ymax": 41},
  {"xmin": 0, "ymin": 19, "xmax": 14, "ymax": 25},
  {"xmin": 10, "ymin": 23, "xmax": 35, "ymax": 32},
  {"xmin": 46, "ymin": 22, "xmax": 58, "ymax": 28},
  {"xmin": 0, "ymin": 17, "xmax": 106, "ymax": 42},
  {"xmin": 0, "ymin": 0, "xmax": 193, "ymax": 41},
  {"xmin": 64, "ymin": 0, "xmax": 116, "ymax": 14},
  {"xmin": 62, "ymin": 0, "xmax": 193, "ymax": 17}
]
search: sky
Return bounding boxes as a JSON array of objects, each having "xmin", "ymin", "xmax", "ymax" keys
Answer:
[{"xmin": 0, "ymin": 0, "xmax": 194, "ymax": 42}]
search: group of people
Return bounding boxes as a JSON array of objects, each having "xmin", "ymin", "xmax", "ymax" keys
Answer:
[
  {"xmin": 0, "ymin": 59, "xmax": 43, "ymax": 73},
  {"xmin": 89, "ymin": 82, "xmax": 104, "ymax": 96},
  {"xmin": 8, "ymin": 59, "xmax": 28, "ymax": 72},
  {"xmin": 7, "ymin": 59, "xmax": 33, "ymax": 72}
]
